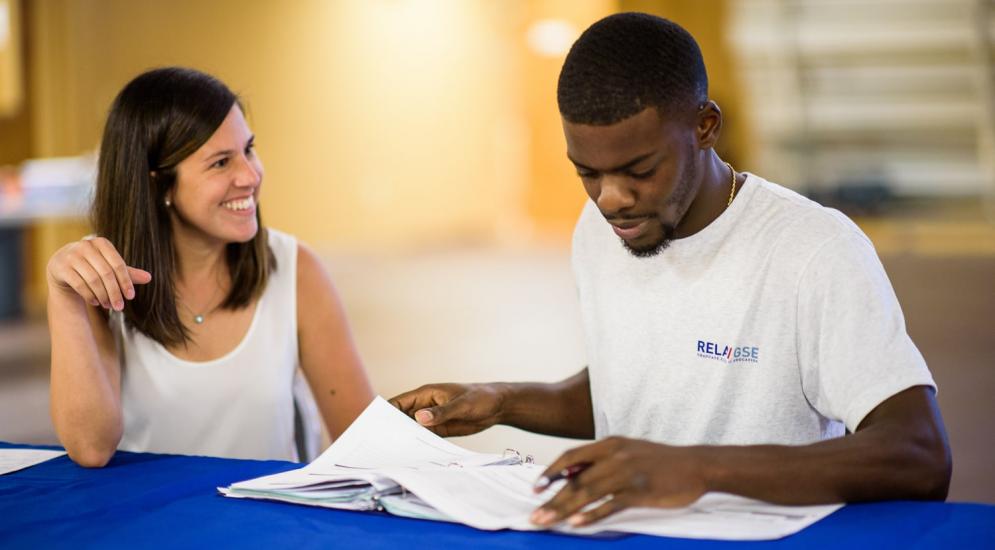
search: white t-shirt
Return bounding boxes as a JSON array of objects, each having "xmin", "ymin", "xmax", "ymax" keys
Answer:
[
  {"xmin": 115, "ymin": 229, "xmax": 319, "ymax": 461},
  {"xmin": 572, "ymin": 173, "xmax": 934, "ymax": 446}
]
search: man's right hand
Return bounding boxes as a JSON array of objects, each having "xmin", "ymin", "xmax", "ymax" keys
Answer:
[{"xmin": 388, "ymin": 383, "xmax": 508, "ymax": 437}]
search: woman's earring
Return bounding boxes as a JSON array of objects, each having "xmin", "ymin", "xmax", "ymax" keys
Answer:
[{"xmin": 164, "ymin": 197, "xmax": 172, "ymax": 207}]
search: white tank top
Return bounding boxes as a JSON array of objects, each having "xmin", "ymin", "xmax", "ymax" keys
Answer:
[{"xmin": 115, "ymin": 229, "xmax": 304, "ymax": 461}]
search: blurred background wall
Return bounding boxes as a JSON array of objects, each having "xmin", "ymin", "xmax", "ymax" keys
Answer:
[{"xmin": 1, "ymin": 0, "xmax": 993, "ymax": 503}]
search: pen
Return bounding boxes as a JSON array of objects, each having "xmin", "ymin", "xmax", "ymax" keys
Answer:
[{"xmin": 533, "ymin": 462, "xmax": 592, "ymax": 491}]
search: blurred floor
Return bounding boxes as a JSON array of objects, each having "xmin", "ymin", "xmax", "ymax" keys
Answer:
[{"xmin": 1, "ymin": 226, "xmax": 992, "ymax": 503}]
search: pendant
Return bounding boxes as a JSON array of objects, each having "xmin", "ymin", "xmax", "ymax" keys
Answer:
[{"xmin": 194, "ymin": 315, "xmax": 204, "ymax": 324}]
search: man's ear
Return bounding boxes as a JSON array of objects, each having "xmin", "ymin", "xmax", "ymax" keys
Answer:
[{"xmin": 695, "ymin": 100, "xmax": 723, "ymax": 150}]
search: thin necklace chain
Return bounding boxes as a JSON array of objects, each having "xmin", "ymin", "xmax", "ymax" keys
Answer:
[
  {"xmin": 724, "ymin": 162, "xmax": 738, "ymax": 207},
  {"xmin": 176, "ymin": 273, "xmax": 224, "ymax": 325}
]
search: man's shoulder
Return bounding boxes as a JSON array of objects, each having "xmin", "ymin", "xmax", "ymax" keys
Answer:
[{"xmin": 745, "ymin": 174, "xmax": 870, "ymax": 254}]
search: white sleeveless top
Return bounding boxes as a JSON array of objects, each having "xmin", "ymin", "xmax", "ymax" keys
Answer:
[{"xmin": 115, "ymin": 229, "xmax": 307, "ymax": 461}]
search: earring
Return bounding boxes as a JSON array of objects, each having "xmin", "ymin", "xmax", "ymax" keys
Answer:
[{"xmin": 164, "ymin": 197, "xmax": 172, "ymax": 207}]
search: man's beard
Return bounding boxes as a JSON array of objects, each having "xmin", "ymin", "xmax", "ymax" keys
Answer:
[
  {"xmin": 621, "ymin": 157, "xmax": 696, "ymax": 258},
  {"xmin": 622, "ymin": 223, "xmax": 676, "ymax": 257}
]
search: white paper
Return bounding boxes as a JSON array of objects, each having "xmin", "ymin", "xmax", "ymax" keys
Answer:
[
  {"xmin": 223, "ymin": 397, "xmax": 511, "ymax": 512},
  {"xmin": 380, "ymin": 464, "xmax": 841, "ymax": 539},
  {"xmin": 308, "ymin": 396, "xmax": 506, "ymax": 470},
  {"xmin": 224, "ymin": 397, "xmax": 843, "ymax": 541},
  {"xmin": 0, "ymin": 449, "xmax": 66, "ymax": 475},
  {"xmin": 589, "ymin": 494, "xmax": 842, "ymax": 540}
]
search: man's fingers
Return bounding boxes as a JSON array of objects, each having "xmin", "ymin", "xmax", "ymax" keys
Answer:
[
  {"xmin": 414, "ymin": 393, "xmax": 477, "ymax": 427},
  {"xmin": 536, "ymin": 439, "xmax": 613, "ymax": 491},
  {"xmin": 388, "ymin": 386, "xmax": 448, "ymax": 417},
  {"xmin": 389, "ymin": 385, "xmax": 472, "ymax": 427},
  {"xmin": 566, "ymin": 494, "xmax": 630, "ymax": 527},
  {"xmin": 532, "ymin": 462, "xmax": 623, "ymax": 525}
]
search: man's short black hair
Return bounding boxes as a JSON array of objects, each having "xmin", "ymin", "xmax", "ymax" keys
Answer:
[{"xmin": 557, "ymin": 12, "xmax": 708, "ymax": 125}]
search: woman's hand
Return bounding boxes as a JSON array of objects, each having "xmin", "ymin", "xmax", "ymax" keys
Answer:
[{"xmin": 46, "ymin": 237, "xmax": 152, "ymax": 311}]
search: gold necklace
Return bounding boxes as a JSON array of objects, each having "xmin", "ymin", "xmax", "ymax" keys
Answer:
[{"xmin": 724, "ymin": 162, "xmax": 737, "ymax": 207}]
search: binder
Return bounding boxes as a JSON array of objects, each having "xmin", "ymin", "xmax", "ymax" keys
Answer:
[
  {"xmin": 220, "ymin": 397, "xmax": 538, "ymax": 523},
  {"xmin": 220, "ymin": 397, "xmax": 842, "ymax": 539},
  {"xmin": 222, "ymin": 446, "xmax": 534, "ymax": 522}
]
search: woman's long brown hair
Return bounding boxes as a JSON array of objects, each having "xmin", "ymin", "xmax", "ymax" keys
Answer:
[{"xmin": 91, "ymin": 67, "xmax": 274, "ymax": 347}]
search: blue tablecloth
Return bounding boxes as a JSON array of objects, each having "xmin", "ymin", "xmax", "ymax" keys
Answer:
[{"xmin": 1, "ymin": 442, "xmax": 992, "ymax": 549}]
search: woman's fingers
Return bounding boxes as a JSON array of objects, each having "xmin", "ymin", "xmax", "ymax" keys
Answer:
[
  {"xmin": 78, "ymin": 243, "xmax": 127, "ymax": 310},
  {"xmin": 48, "ymin": 238, "xmax": 152, "ymax": 310},
  {"xmin": 61, "ymin": 268, "xmax": 101, "ymax": 307},
  {"xmin": 71, "ymin": 259, "xmax": 112, "ymax": 309},
  {"xmin": 127, "ymin": 266, "xmax": 152, "ymax": 285},
  {"xmin": 90, "ymin": 237, "xmax": 138, "ymax": 300}
]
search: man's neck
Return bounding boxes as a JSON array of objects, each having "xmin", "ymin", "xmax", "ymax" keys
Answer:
[{"xmin": 673, "ymin": 152, "xmax": 734, "ymax": 240}]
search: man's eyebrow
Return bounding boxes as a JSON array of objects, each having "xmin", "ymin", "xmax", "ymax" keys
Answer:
[{"xmin": 566, "ymin": 151, "xmax": 657, "ymax": 173}]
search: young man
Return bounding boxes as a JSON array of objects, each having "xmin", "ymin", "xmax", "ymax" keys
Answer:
[{"xmin": 390, "ymin": 12, "xmax": 950, "ymax": 527}]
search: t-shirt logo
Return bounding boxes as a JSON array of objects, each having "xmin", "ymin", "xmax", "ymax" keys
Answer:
[{"xmin": 696, "ymin": 340, "xmax": 760, "ymax": 364}]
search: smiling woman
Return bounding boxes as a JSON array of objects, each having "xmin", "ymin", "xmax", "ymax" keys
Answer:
[
  {"xmin": 45, "ymin": 67, "xmax": 374, "ymax": 467},
  {"xmin": 91, "ymin": 69, "xmax": 268, "ymax": 347}
]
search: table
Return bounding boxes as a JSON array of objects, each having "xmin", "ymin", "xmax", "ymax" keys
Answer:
[{"xmin": 1, "ymin": 442, "xmax": 992, "ymax": 549}]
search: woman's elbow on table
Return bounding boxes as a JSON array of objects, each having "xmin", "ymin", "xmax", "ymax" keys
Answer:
[{"xmin": 67, "ymin": 444, "xmax": 117, "ymax": 468}]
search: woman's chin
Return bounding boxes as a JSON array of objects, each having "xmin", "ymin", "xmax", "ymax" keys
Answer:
[{"xmin": 219, "ymin": 223, "xmax": 259, "ymax": 244}]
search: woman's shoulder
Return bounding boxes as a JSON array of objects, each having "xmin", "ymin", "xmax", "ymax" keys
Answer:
[
  {"xmin": 264, "ymin": 228, "xmax": 326, "ymax": 291},
  {"xmin": 294, "ymin": 240, "xmax": 326, "ymax": 285}
]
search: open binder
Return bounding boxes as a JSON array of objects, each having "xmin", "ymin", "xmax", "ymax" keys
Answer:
[
  {"xmin": 220, "ymin": 397, "xmax": 842, "ymax": 540},
  {"xmin": 220, "ymin": 397, "xmax": 543, "ymax": 524}
]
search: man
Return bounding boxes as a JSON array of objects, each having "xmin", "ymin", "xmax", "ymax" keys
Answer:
[{"xmin": 390, "ymin": 12, "xmax": 951, "ymax": 528}]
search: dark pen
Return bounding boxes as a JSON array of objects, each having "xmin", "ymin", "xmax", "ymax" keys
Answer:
[{"xmin": 533, "ymin": 462, "xmax": 592, "ymax": 492}]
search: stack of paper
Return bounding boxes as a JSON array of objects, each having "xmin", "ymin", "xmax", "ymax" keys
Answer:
[
  {"xmin": 0, "ymin": 449, "xmax": 66, "ymax": 475},
  {"xmin": 221, "ymin": 397, "xmax": 842, "ymax": 540},
  {"xmin": 221, "ymin": 397, "xmax": 519, "ymax": 515}
]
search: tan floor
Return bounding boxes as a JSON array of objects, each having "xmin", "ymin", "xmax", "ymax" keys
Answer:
[{"xmin": 1, "ymin": 234, "xmax": 992, "ymax": 503}]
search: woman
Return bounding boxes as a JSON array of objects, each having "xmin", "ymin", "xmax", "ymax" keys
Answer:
[{"xmin": 47, "ymin": 67, "xmax": 374, "ymax": 467}]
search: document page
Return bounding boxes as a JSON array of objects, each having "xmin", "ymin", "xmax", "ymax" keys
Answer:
[
  {"xmin": 381, "ymin": 465, "xmax": 841, "ymax": 540},
  {"xmin": 226, "ymin": 397, "xmax": 509, "ymax": 496},
  {"xmin": 308, "ymin": 396, "xmax": 506, "ymax": 471},
  {"xmin": 381, "ymin": 464, "xmax": 548, "ymax": 531},
  {"xmin": 0, "ymin": 449, "xmax": 66, "ymax": 475},
  {"xmin": 591, "ymin": 494, "xmax": 842, "ymax": 540}
]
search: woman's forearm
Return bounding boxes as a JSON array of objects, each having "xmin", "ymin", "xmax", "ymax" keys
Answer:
[{"xmin": 48, "ymin": 287, "xmax": 123, "ymax": 467}]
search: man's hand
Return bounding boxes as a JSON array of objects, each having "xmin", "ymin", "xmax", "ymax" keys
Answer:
[
  {"xmin": 388, "ymin": 383, "xmax": 507, "ymax": 437},
  {"xmin": 531, "ymin": 436, "xmax": 707, "ymax": 527},
  {"xmin": 390, "ymin": 370, "xmax": 596, "ymax": 440}
]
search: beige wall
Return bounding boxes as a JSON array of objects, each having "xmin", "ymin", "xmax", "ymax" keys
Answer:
[
  {"xmin": 520, "ymin": 0, "xmax": 615, "ymax": 239},
  {"xmin": 19, "ymin": 0, "xmax": 781, "ymax": 314},
  {"xmin": 622, "ymin": 0, "xmax": 753, "ymax": 170},
  {"xmin": 27, "ymin": 0, "xmax": 571, "ymax": 250},
  {"xmin": 19, "ymin": 1, "xmax": 768, "ymax": 312},
  {"xmin": 0, "ymin": 0, "xmax": 29, "ymax": 166},
  {"xmin": 0, "ymin": 0, "xmax": 24, "ymax": 119}
]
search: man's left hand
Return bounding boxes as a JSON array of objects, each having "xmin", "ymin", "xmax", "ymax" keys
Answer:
[{"xmin": 530, "ymin": 436, "xmax": 707, "ymax": 527}]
